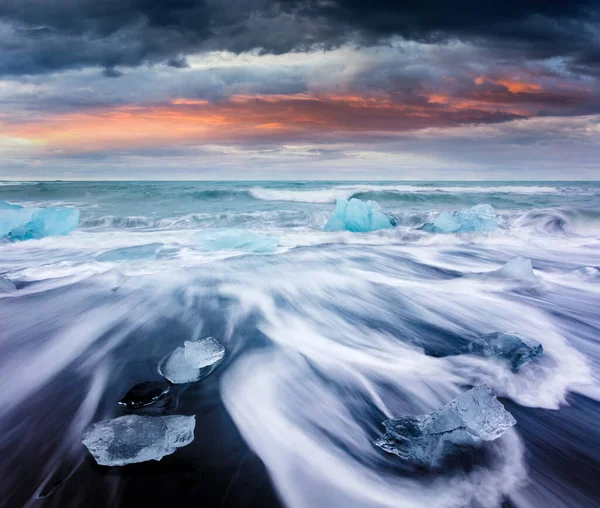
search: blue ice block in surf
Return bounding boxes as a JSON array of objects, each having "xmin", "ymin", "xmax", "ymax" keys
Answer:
[
  {"xmin": 420, "ymin": 204, "xmax": 498, "ymax": 233},
  {"xmin": 0, "ymin": 200, "xmax": 79, "ymax": 241},
  {"xmin": 465, "ymin": 332, "xmax": 543, "ymax": 371},
  {"xmin": 96, "ymin": 243, "xmax": 163, "ymax": 262},
  {"xmin": 324, "ymin": 198, "xmax": 397, "ymax": 232},
  {"xmin": 193, "ymin": 228, "xmax": 278, "ymax": 252},
  {"xmin": 374, "ymin": 385, "xmax": 516, "ymax": 468}
]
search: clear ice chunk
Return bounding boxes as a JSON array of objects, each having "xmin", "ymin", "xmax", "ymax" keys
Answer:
[
  {"xmin": 0, "ymin": 200, "xmax": 79, "ymax": 241},
  {"xmin": 374, "ymin": 385, "xmax": 516, "ymax": 467},
  {"xmin": 97, "ymin": 243, "xmax": 163, "ymax": 262},
  {"xmin": 465, "ymin": 332, "xmax": 543, "ymax": 371},
  {"xmin": 82, "ymin": 414, "xmax": 195, "ymax": 466},
  {"xmin": 420, "ymin": 204, "xmax": 498, "ymax": 233},
  {"xmin": 324, "ymin": 198, "xmax": 397, "ymax": 233},
  {"xmin": 183, "ymin": 338, "xmax": 225, "ymax": 368},
  {"xmin": 159, "ymin": 337, "xmax": 225, "ymax": 384},
  {"xmin": 193, "ymin": 228, "xmax": 278, "ymax": 252},
  {"xmin": 489, "ymin": 257, "xmax": 538, "ymax": 284}
]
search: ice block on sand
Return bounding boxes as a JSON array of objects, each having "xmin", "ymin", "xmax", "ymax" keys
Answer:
[
  {"xmin": 374, "ymin": 385, "xmax": 516, "ymax": 467},
  {"xmin": 82, "ymin": 415, "xmax": 195, "ymax": 466}
]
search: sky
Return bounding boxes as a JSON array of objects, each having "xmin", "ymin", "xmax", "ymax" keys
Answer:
[{"xmin": 0, "ymin": 0, "xmax": 599, "ymax": 180}]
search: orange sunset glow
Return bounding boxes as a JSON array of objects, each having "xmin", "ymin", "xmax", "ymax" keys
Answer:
[{"xmin": 0, "ymin": 88, "xmax": 568, "ymax": 153}]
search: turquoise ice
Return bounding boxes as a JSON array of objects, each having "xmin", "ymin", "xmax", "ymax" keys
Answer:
[
  {"xmin": 324, "ymin": 198, "xmax": 397, "ymax": 232},
  {"xmin": 0, "ymin": 200, "xmax": 79, "ymax": 241},
  {"xmin": 97, "ymin": 243, "xmax": 163, "ymax": 262},
  {"xmin": 194, "ymin": 228, "xmax": 279, "ymax": 252},
  {"xmin": 421, "ymin": 204, "xmax": 498, "ymax": 233}
]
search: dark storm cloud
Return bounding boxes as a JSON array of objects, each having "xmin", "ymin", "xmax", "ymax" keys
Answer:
[{"xmin": 1, "ymin": 0, "xmax": 599, "ymax": 75}]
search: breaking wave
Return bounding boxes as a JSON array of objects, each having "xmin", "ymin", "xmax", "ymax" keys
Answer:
[{"xmin": 248, "ymin": 185, "xmax": 579, "ymax": 204}]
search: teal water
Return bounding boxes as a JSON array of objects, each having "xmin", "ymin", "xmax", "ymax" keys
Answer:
[{"xmin": 0, "ymin": 181, "xmax": 599, "ymax": 508}]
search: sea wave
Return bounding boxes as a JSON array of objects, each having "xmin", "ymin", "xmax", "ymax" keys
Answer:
[
  {"xmin": 508, "ymin": 207, "xmax": 600, "ymax": 236},
  {"xmin": 248, "ymin": 185, "xmax": 575, "ymax": 203}
]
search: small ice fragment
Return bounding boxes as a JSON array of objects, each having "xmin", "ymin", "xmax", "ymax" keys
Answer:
[
  {"xmin": 159, "ymin": 337, "xmax": 225, "ymax": 384},
  {"xmin": 0, "ymin": 276, "xmax": 16, "ymax": 293},
  {"xmin": 82, "ymin": 414, "xmax": 195, "ymax": 466},
  {"xmin": 159, "ymin": 347, "xmax": 201, "ymax": 384},
  {"xmin": 97, "ymin": 243, "xmax": 163, "ymax": 262},
  {"xmin": 420, "ymin": 204, "xmax": 497, "ymax": 234},
  {"xmin": 0, "ymin": 200, "xmax": 79, "ymax": 241},
  {"xmin": 374, "ymin": 385, "xmax": 516, "ymax": 467},
  {"xmin": 489, "ymin": 257, "xmax": 538, "ymax": 284},
  {"xmin": 119, "ymin": 381, "xmax": 171, "ymax": 409},
  {"xmin": 184, "ymin": 337, "xmax": 225, "ymax": 368},
  {"xmin": 324, "ymin": 198, "xmax": 396, "ymax": 233},
  {"xmin": 194, "ymin": 228, "xmax": 278, "ymax": 252},
  {"xmin": 465, "ymin": 332, "xmax": 543, "ymax": 371}
]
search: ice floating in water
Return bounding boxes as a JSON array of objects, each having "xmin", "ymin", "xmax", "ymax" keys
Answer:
[
  {"xmin": 464, "ymin": 332, "xmax": 543, "ymax": 371},
  {"xmin": 489, "ymin": 257, "xmax": 538, "ymax": 284},
  {"xmin": 194, "ymin": 228, "xmax": 278, "ymax": 252},
  {"xmin": 119, "ymin": 380, "xmax": 171, "ymax": 409},
  {"xmin": 183, "ymin": 338, "xmax": 225, "ymax": 368},
  {"xmin": 324, "ymin": 198, "xmax": 397, "ymax": 233},
  {"xmin": 159, "ymin": 337, "xmax": 225, "ymax": 384},
  {"xmin": 82, "ymin": 414, "xmax": 195, "ymax": 466},
  {"xmin": 97, "ymin": 243, "xmax": 163, "ymax": 262},
  {"xmin": 0, "ymin": 200, "xmax": 79, "ymax": 241},
  {"xmin": 374, "ymin": 385, "xmax": 516, "ymax": 468},
  {"xmin": 420, "ymin": 204, "xmax": 498, "ymax": 233}
]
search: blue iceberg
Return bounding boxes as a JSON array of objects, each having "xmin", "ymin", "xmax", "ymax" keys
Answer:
[
  {"xmin": 324, "ymin": 198, "xmax": 397, "ymax": 233},
  {"xmin": 193, "ymin": 228, "xmax": 278, "ymax": 252},
  {"xmin": 97, "ymin": 243, "xmax": 163, "ymax": 262},
  {"xmin": 0, "ymin": 200, "xmax": 79, "ymax": 241},
  {"xmin": 374, "ymin": 385, "xmax": 516, "ymax": 468},
  {"xmin": 420, "ymin": 204, "xmax": 498, "ymax": 233},
  {"xmin": 464, "ymin": 332, "xmax": 543, "ymax": 372}
]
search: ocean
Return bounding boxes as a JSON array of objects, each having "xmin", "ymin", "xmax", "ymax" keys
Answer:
[{"xmin": 1, "ymin": 180, "xmax": 599, "ymax": 508}]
